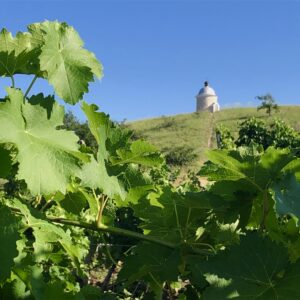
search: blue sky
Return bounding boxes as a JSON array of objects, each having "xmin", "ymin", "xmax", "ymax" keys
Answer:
[{"xmin": 1, "ymin": 0, "xmax": 300, "ymax": 121}]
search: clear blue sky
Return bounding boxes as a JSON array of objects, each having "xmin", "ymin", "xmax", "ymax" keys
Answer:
[{"xmin": 1, "ymin": 0, "xmax": 300, "ymax": 121}]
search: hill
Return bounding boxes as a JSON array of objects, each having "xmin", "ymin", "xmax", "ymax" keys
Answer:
[{"xmin": 126, "ymin": 106, "xmax": 300, "ymax": 170}]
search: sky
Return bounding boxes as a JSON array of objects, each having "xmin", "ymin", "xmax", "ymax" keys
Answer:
[{"xmin": 1, "ymin": 0, "xmax": 300, "ymax": 122}]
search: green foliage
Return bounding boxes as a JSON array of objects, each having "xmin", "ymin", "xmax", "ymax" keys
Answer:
[
  {"xmin": 127, "ymin": 106, "xmax": 300, "ymax": 170},
  {"xmin": 0, "ymin": 88, "xmax": 86, "ymax": 195},
  {"xmin": 0, "ymin": 204, "xmax": 20, "ymax": 282},
  {"xmin": 155, "ymin": 116, "xmax": 176, "ymax": 130},
  {"xmin": 256, "ymin": 93, "xmax": 279, "ymax": 116},
  {"xmin": 215, "ymin": 124, "xmax": 235, "ymax": 149},
  {"xmin": 164, "ymin": 146, "xmax": 197, "ymax": 166},
  {"xmin": 270, "ymin": 118, "xmax": 300, "ymax": 148},
  {"xmin": 217, "ymin": 117, "xmax": 300, "ymax": 150},
  {"xmin": 195, "ymin": 233, "xmax": 300, "ymax": 299},
  {"xmin": 1, "ymin": 21, "xmax": 300, "ymax": 300},
  {"xmin": 236, "ymin": 117, "xmax": 270, "ymax": 148},
  {"xmin": 0, "ymin": 28, "xmax": 39, "ymax": 76}
]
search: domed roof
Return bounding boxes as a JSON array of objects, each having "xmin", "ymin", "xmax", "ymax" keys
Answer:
[{"xmin": 198, "ymin": 81, "xmax": 216, "ymax": 96}]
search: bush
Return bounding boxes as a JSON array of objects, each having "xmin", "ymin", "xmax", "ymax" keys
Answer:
[
  {"xmin": 218, "ymin": 117, "xmax": 300, "ymax": 150},
  {"xmin": 270, "ymin": 119, "xmax": 300, "ymax": 148},
  {"xmin": 215, "ymin": 124, "xmax": 235, "ymax": 149},
  {"xmin": 155, "ymin": 117, "xmax": 176, "ymax": 130},
  {"xmin": 164, "ymin": 146, "xmax": 197, "ymax": 166},
  {"xmin": 236, "ymin": 117, "xmax": 270, "ymax": 149}
]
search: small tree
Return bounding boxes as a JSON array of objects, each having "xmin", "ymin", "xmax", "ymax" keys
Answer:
[{"xmin": 256, "ymin": 93, "xmax": 279, "ymax": 116}]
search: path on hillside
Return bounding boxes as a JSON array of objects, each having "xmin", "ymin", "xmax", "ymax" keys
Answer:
[{"xmin": 207, "ymin": 113, "xmax": 215, "ymax": 149}]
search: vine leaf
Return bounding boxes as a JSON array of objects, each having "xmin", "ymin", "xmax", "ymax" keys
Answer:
[
  {"xmin": 202, "ymin": 147, "xmax": 294, "ymax": 191},
  {"xmin": 59, "ymin": 191, "xmax": 87, "ymax": 215},
  {"xmin": 81, "ymin": 101, "xmax": 110, "ymax": 160},
  {"xmin": 13, "ymin": 264, "xmax": 84, "ymax": 300},
  {"xmin": 0, "ymin": 29, "xmax": 39, "ymax": 76},
  {"xmin": 118, "ymin": 242, "xmax": 181, "ymax": 299},
  {"xmin": 201, "ymin": 148, "xmax": 297, "ymax": 228},
  {"xmin": 111, "ymin": 139, "xmax": 164, "ymax": 167},
  {"xmin": 272, "ymin": 173, "xmax": 300, "ymax": 218},
  {"xmin": 80, "ymin": 102, "xmax": 126, "ymax": 200},
  {"xmin": 0, "ymin": 88, "xmax": 87, "ymax": 195},
  {"xmin": 196, "ymin": 233, "xmax": 300, "ymax": 299},
  {"xmin": 0, "ymin": 204, "xmax": 20, "ymax": 283},
  {"xmin": 29, "ymin": 21, "xmax": 103, "ymax": 104},
  {"xmin": 80, "ymin": 155, "xmax": 125, "ymax": 200},
  {"xmin": 0, "ymin": 145, "xmax": 12, "ymax": 178},
  {"xmin": 12, "ymin": 199, "xmax": 87, "ymax": 266}
]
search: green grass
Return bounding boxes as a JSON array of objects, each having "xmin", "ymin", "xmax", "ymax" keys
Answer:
[{"xmin": 126, "ymin": 106, "xmax": 300, "ymax": 170}]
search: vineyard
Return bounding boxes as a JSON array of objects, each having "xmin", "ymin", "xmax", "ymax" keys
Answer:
[{"xmin": 0, "ymin": 21, "xmax": 300, "ymax": 299}]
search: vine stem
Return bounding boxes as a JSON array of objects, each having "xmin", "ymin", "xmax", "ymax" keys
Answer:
[
  {"xmin": 96, "ymin": 194, "xmax": 108, "ymax": 228},
  {"xmin": 10, "ymin": 74, "xmax": 15, "ymax": 88},
  {"xmin": 173, "ymin": 199, "xmax": 183, "ymax": 239},
  {"xmin": 24, "ymin": 75, "xmax": 38, "ymax": 99},
  {"xmin": 260, "ymin": 189, "xmax": 270, "ymax": 231},
  {"xmin": 47, "ymin": 216, "xmax": 212, "ymax": 256}
]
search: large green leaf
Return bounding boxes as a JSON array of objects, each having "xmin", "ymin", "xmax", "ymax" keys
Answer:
[
  {"xmin": 80, "ymin": 155, "xmax": 125, "ymax": 200},
  {"xmin": 0, "ymin": 204, "xmax": 20, "ymax": 283},
  {"xmin": 118, "ymin": 243, "xmax": 181, "ymax": 299},
  {"xmin": 29, "ymin": 21, "xmax": 103, "ymax": 104},
  {"xmin": 272, "ymin": 173, "xmax": 300, "ymax": 218},
  {"xmin": 0, "ymin": 145, "xmax": 12, "ymax": 178},
  {"xmin": 128, "ymin": 187, "xmax": 209, "ymax": 246},
  {"xmin": 202, "ymin": 148, "xmax": 295, "ymax": 192},
  {"xmin": 0, "ymin": 28, "xmax": 39, "ymax": 76},
  {"xmin": 0, "ymin": 88, "xmax": 86, "ymax": 195},
  {"xmin": 196, "ymin": 233, "xmax": 300, "ymax": 299}
]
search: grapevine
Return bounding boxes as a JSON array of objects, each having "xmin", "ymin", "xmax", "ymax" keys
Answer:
[{"xmin": 0, "ymin": 21, "xmax": 300, "ymax": 299}]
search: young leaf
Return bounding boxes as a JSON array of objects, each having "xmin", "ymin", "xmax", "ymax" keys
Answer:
[{"xmin": 81, "ymin": 101, "xmax": 110, "ymax": 160}]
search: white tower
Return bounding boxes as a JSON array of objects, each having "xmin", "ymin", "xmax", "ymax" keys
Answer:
[{"xmin": 195, "ymin": 81, "xmax": 220, "ymax": 113}]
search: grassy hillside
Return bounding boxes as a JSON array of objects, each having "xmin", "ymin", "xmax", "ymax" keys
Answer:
[{"xmin": 126, "ymin": 106, "xmax": 300, "ymax": 170}]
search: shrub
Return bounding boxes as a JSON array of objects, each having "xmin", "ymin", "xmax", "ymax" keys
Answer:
[
  {"xmin": 236, "ymin": 117, "xmax": 270, "ymax": 149},
  {"xmin": 270, "ymin": 119, "xmax": 300, "ymax": 148},
  {"xmin": 215, "ymin": 124, "xmax": 235, "ymax": 149},
  {"xmin": 164, "ymin": 146, "xmax": 197, "ymax": 166}
]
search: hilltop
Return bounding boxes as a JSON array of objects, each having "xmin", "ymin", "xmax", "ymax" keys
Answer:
[{"xmin": 126, "ymin": 106, "xmax": 300, "ymax": 170}]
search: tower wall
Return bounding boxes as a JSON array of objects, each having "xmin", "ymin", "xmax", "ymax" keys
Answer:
[{"xmin": 196, "ymin": 95, "xmax": 218, "ymax": 112}]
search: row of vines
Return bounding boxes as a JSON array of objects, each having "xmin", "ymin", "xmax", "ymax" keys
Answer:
[{"xmin": 0, "ymin": 21, "xmax": 300, "ymax": 299}]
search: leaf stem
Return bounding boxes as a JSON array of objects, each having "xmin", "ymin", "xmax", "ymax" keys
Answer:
[
  {"xmin": 101, "ymin": 234, "xmax": 117, "ymax": 265},
  {"xmin": 260, "ymin": 190, "xmax": 270, "ymax": 231},
  {"xmin": 173, "ymin": 199, "xmax": 183, "ymax": 239},
  {"xmin": 24, "ymin": 75, "xmax": 38, "ymax": 99},
  {"xmin": 10, "ymin": 74, "xmax": 15, "ymax": 88},
  {"xmin": 96, "ymin": 194, "xmax": 108, "ymax": 228}
]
